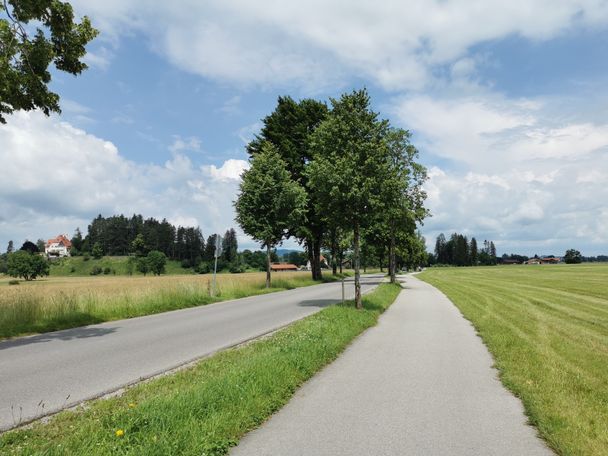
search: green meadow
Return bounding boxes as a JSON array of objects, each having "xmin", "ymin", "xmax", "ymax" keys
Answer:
[{"xmin": 419, "ymin": 264, "xmax": 608, "ymax": 456}]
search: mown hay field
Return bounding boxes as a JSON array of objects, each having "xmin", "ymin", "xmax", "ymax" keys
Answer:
[
  {"xmin": 0, "ymin": 271, "xmax": 327, "ymax": 339},
  {"xmin": 418, "ymin": 264, "xmax": 608, "ymax": 456}
]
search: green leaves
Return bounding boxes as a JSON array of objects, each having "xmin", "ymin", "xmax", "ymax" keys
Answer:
[
  {"xmin": 0, "ymin": 0, "xmax": 98, "ymax": 123},
  {"xmin": 235, "ymin": 142, "xmax": 307, "ymax": 248},
  {"xmin": 7, "ymin": 250, "xmax": 49, "ymax": 280}
]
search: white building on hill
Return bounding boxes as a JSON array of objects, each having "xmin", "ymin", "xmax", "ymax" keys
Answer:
[{"xmin": 45, "ymin": 234, "xmax": 72, "ymax": 257}]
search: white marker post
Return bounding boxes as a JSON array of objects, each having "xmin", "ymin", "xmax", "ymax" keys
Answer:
[{"xmin": 212, "ymin": 233, "xmax": 222, "ymax": 297}]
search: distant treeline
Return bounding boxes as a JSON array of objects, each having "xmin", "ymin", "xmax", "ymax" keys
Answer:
[
  {"xmin": 582, "ymin": 255, "xmax": 608, "ymax": 262},
  {"xmin": 73, "ymin": 214, "xmax": 308, "ymax": 272},
  {"xmin": 429, "ymin": 233, "xmax": 497, "ymax": 266}
]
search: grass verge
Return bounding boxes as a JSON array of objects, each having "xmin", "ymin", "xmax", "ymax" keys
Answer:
[
  {"xmin": 418, "ymin": 264, "xmax": 608, "ymax": 456},
  {"xmin": 0, "ymin": 272, "xmax": 352, "ymax": 339},
  {"xmin": 0, "ymin": 282, "xmax": 401, "ymax": 455}
]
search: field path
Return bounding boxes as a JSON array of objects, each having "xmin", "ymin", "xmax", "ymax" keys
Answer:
[
  {"xmin": 0, "ymin": 274, "xmax": 382, "ymax": 431},
  {"xmin": 231, "ymin": 274, "xmax": 553, "ymax": 455}
]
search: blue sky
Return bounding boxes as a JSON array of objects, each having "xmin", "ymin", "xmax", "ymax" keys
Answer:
[{"xmin": 1, "ymin": 0, "xmax": 608, "ymax": 256}]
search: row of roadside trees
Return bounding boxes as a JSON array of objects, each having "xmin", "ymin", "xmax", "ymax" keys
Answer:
[{"xmin": 235, "ymin": 89, "xmax": 428, "ymax": 308}]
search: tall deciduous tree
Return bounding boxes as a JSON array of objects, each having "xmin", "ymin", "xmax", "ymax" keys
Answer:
[
  {"xmin": 564, "ymin": 249, "xmax": 582, "ymax": 264},
  {"xmin": 307, "ymin": 89, "xmax": 390, "ymax": 309},
  {"xmin": 235, "ymin": 142, "xmax": 307, "ymax": 288},
  {"xmin": 0, "ymin": 0, "xmax": 98, "ymax": 123},
  {"xmin": 380, "ymin": 127, "xmax": 427, "ymax": 282},
  {"xmin": 247, "ymin": 96, "xmax": 328, "ymax": 280}
]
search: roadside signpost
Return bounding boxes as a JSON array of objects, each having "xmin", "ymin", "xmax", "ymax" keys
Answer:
[{"xmin": 212, "ymin": 234, "xmax": 222, "ymax": 297}]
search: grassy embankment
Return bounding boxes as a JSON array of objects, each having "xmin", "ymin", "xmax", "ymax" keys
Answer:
[
  {"xmin": 418, "ymin": 264, "xmax": 608, "ymax": 456},
  {"xmin": 0, "ymin": 283, "xmax": 401, "ymax": 455},
  {"xmin": 48, "ymin": 256, "xmax": 190, "ymax": 276},
  {"xmin": 0, "ymin": 271, "xmax": 351, "ymax": 339}
]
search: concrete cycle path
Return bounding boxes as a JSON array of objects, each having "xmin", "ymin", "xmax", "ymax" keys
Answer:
[
  {"xmin": 232, "ymin": 274, "xmax": 552, "ymax": 456},
  {"xmin": 0, "ymin": 274, "xmax": 382, "ymax": 431}
]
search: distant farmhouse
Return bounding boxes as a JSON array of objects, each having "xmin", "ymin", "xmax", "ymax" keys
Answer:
[
  {"xmin": 305, "ymin": 255, "xmax": 330, "ymax": 270},
  {"xmin": 524, "ymin": 257, "xmax": 561, "ymax": 265},
  {"xmin": 45, "ymin": 234, "xmax": 72, "ymax": 257}
]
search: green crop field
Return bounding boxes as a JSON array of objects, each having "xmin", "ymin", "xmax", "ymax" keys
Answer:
[{"xmin": 418, "ymin": 264, "xmax": 608, "ymax": 456}]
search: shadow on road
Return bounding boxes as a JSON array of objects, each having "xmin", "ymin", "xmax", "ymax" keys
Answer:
[
  {"xmin": 0, "ymin": 326, "xmax": 118, "ymax": 350},
  {"xmin": 297, "ymin": 299, "xmax": 342, "ymax": 308}
]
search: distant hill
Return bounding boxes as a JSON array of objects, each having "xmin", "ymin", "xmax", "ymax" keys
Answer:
[{"xmin": 275, "ymin": 248, "xmax": 304, "ymax": 257}]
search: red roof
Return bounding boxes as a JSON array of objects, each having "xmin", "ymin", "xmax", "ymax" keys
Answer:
[
  {"xmin": 270, "ymin": 263, "xmax": 298, "ymax": 271},
  {"xmin": 46, "ymin": 234, "xmax": 72, "ymax": 248}
]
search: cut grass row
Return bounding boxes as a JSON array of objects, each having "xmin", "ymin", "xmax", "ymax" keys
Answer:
[
  {"xmin": 0, "ymin": 282, "xmax": 402, "ymax": 455},
  {"xmin": 0, "ymin": 272, "xmax": 351, "ymax": 339},
  {"xmin": 418, "ymin": 264, "xmax": 608, "ymax": 456}
]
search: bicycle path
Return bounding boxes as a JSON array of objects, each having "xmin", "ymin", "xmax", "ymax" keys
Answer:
[{"xmin": 232, "ymin": 274, "xmax": 552, "ymax": 455}]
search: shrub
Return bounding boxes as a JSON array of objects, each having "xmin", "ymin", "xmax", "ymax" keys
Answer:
[
  {"xmin": 195, "ymin": 262, "xmax": 211, "ymax": 274},
  {"xmin": 147, "ymin": 251, "xmax": 167, "ymax": 276},
  {"xmin": 8, "ymin": 279, "xmax": 19, "ymax": 285},
  {"xmin": 103, "ymin": 267, "xmax": 111, "ymax": 275},
  {"xmin": 90, "ymin": 266, "xmax": 102, "ymax": 276},
  {"xmin": 92, "ymin": 242, "xmax": 103, "ymax": 259},
  {"xmin": 181, "ymin": 259, "xmax": 193, "ymax": 269},
  {"xmin": 70, "ymin": 266, "xmax": 76, "ymax": 273},
  {"xmin": 229, "ymin": 263, "xmax": 245, "ymax": 273},
  {"xmin": 83, "ymin": 255, "xmax": 90, "ymax": 262}
]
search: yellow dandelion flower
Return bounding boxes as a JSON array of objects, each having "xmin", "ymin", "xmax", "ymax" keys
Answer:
[
  {"xmin": 115, "ymin": 429, "xmax": 125, "ymax": 437},
  {"xmin": 128, "ymin": 403, "xmax": 136, "ymax": 408}
]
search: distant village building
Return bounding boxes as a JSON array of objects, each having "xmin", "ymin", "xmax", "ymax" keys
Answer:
[
  {"xmin": 540, "ymin": 257, "xmax": 561, "ymax": 264},
  {"xmin": 45, "ymin": 234, "xmax": 72, "ymax": 257},
  {"xmin": 270, "ymin": 263, "xmax": 299, "ymax": 272},
  {"xmin": 305, "ymin": 255, "xmax": 329, "ymax": 271},
  {"xmin": 524, "ymin": 257, "xmax": 561, "ymax": 265}
]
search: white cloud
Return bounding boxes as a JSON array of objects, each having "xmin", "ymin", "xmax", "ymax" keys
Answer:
[
  {"xmin": 168, "ymin": 136, "xmax": 202, "ymax": 154},
  {"xmin": 0, "ymin": 112, "xmax": 251, "ymax": 249},
  {"xmin": 82, "ymin": 46, "xmax": 114, "ymax": 70},
  {"xmin": 399, "ymin": 96, "xmax": 608, "ymax": 255},
  {"xmin": 69, "ymin": 0, "xmax": 608, "ymax": 90},
  {"xmin": 202, "ymin": 159, "xmax": 249, "ymax": 182}
]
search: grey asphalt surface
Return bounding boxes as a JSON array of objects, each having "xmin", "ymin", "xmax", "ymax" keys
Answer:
[
  {"xmin": 0, "ymin": 274, "xmax": 381, "ymax": 431},
  {"xmin": 232, "ymin": 274, "xmax": 553, "ymax": 456}
]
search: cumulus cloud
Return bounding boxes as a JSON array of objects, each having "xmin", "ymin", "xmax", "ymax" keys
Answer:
[
  {"xmin": 0, "ymin": 112, "xmax": 255, "ymax": 249},
  {"xmin": 203, "ymin": 159, "xmax": 249, "ymax": 182},
  {"xmin": 69, "ymin": 0, "xmax": 608, "ymax": 90},
  {"xmin": 396, "ymin": 96, "xmax": 608, "ymax": 255}
]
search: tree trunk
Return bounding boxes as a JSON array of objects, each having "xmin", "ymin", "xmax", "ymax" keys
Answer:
[
  {"xmin": 266, "ymin": 243, "xmax": 271, "ymax": 288},
  {"xmin": 330, "ymin": 229, "xmax": 338, "ymax": 276},
  {"xmin": 339, "ymin": 250, "xmax": 343, "ymax": 274},
  {"xmin": 354, "ymin": 222, "xmax": 362, "ymax": 309},
  {"xmin": 389, "ymin": 233, "xmax": 396, "ymax": 283},
  {"xmin": 310, "ymin": 234, "xmax": 323, "ymax": 281},
  {"xmin": 306, "ymin": 239, "xmax": 321, "ymax": 281}
]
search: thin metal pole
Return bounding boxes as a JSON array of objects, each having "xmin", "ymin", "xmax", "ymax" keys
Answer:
[
  {"xmin": 212, "ymin": 233, "xmax": 219, "ymax": 297},
  {"xmin": 342, "ymin": 277, "xmax": 345, "ymax": 304}
]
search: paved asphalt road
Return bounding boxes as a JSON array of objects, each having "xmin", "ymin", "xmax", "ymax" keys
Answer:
[
  {"xmin": 232, "ymin": 274, "xmax": 553, "ymax": 456},
  {"xmin": 0, "ymin": 274, "xmax": 382, "ymax": 431}
]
